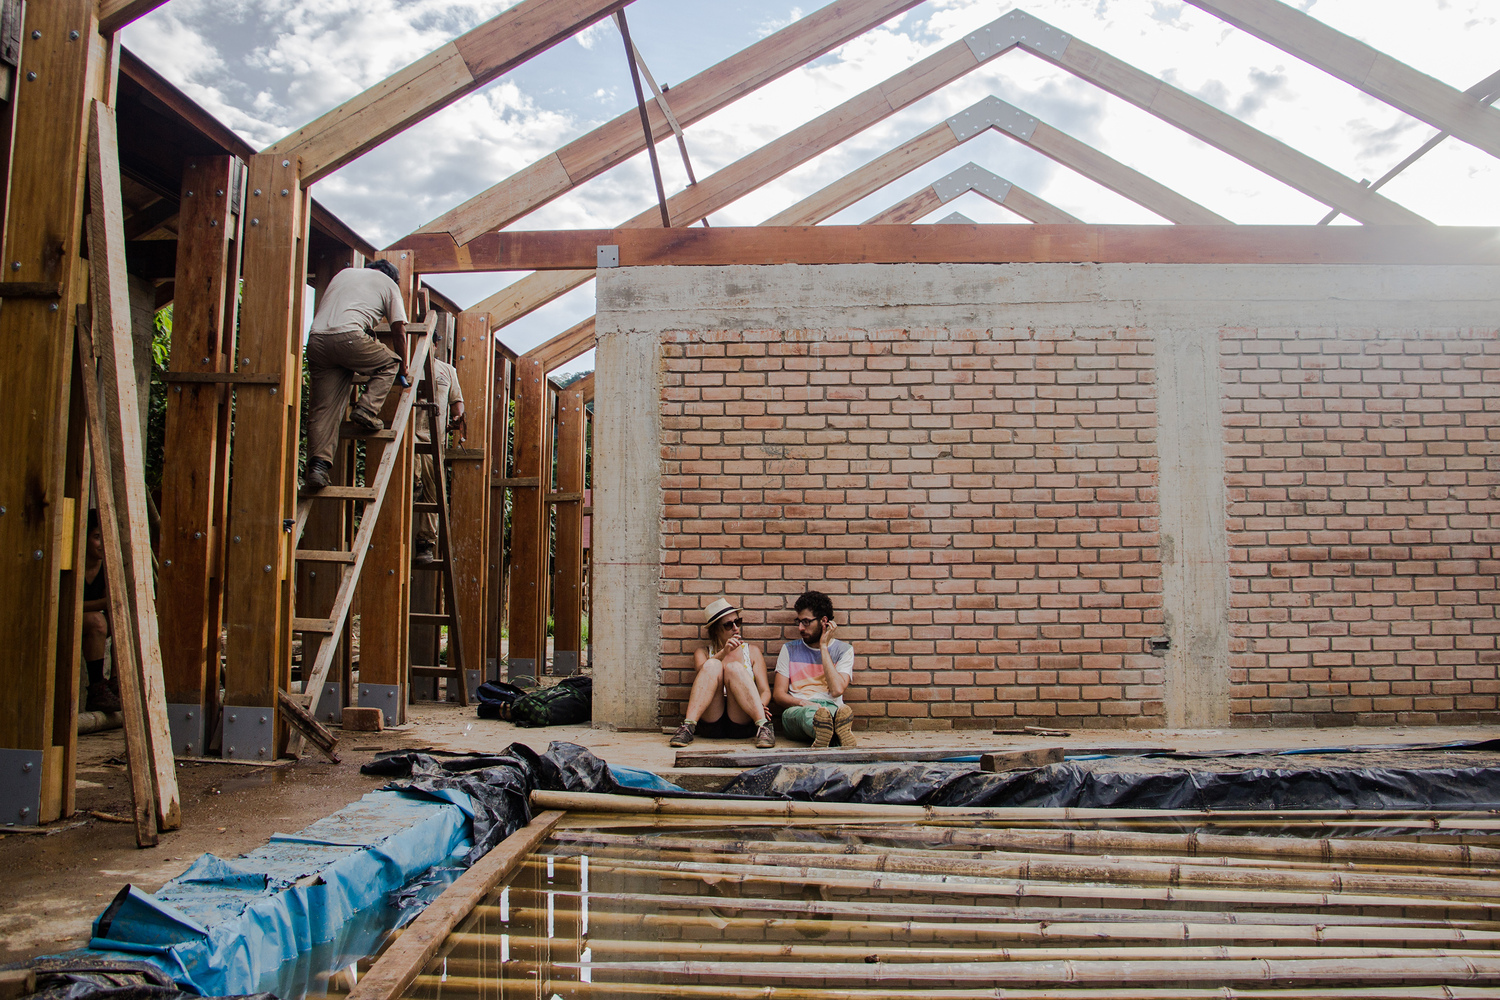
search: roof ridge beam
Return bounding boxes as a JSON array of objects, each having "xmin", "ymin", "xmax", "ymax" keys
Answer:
[
  {"xmin": 1184, "ymin": 0, "xmax": 1500, "ymax": 162},
  {"xmin": 266, "ymin": 0, "xmax": 636, "ymax": 185},
  {"xmin": 402, "ymin": 0, "xmax": 927, "ymax": 247}
]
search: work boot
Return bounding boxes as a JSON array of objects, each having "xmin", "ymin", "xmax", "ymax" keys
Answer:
[
  {"xmin": 86, "ymin": 680, "xmax": 121, "ymax": 715},
  {"xmin": 810, "ymin": 707, "xmax": 834, "ymax": 750},
  {"xmin": 754, "ymin": 720, "xmax": 775, "ymax": 749},
  {"xmin": 668, "ymin": 720, "xmax": 696, "ymax": 748},
  {"xmin": 833, "ymin": 704, "xmax": 857, "ymax": 748},
  {"xmin": 350, "ymin": 409, "xmax": 384, "ymax": 433},
  {"xmin": 302, "ymin": 458, "xmax": 333, "ymax": 492},
  {"xmin": 413, "ymin": 542, "xmax": 436, "ymax": 566}
]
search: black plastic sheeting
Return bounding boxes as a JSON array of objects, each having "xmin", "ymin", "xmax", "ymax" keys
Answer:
[
  {"xmin": 0, "ymin": 957, "xmax": 274, "ymax": 1000},
  {"xmin": 722, "ymin": 750, "xmax": 1500, "ymax": 813},
  {"xmin": 361, "ymin": 741, "xmax": 620, "ymax": 865}
]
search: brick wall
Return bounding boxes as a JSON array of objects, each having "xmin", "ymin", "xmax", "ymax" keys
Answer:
[
  {"xmin": 1223, "ymin": 328, "xmax": 1500, "ymax": 726},
  {"xmin": 658, "ymin": 327, "xmax": 1166, "ymax": 730}
]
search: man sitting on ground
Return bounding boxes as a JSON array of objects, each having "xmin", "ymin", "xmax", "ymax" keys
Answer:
[
  {"xmin": 669, "ymin": 598, "xmax": 775, "ymax": 749},
  {"xmin": 772, "ymin": 590, "xmax": 857, "ymax": 750}
]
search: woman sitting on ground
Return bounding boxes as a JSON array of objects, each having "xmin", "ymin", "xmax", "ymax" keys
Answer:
[{"xmin": 669, "ymin": 598, "xmax": 775, "ymax": 749}]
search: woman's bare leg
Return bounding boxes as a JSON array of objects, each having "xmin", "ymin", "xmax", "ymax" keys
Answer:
[
  {"xmin": 683, "ymin": 658, "xmax": 727, "ymax": 724},
  {"xmin": 722, "ymin": 660, "xmax": 765, "ymax": 725}
]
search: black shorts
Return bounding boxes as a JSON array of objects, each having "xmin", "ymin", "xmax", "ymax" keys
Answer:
[{"xmin": 695, "ymin": 715, "xmax": 757, "ymax": 740}]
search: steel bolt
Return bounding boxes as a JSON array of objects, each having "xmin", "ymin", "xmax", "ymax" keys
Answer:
[
  {"xmin": 242, "ymin": 357, "xmax": 250, "ymax": 366},
  {"xmin": 229, "ymin": 714, "xmax": 238, "ymax": 722},
  {"xmin": 280, "ymin": 189, "xmax": 289, "ymax": 196},
  {"xmin": 30, "ymin": 30, "xmax": 40, "ymax": 38},
  {"xmin": 216, "ymin": 189, "xmax": 224, "ymax": 197},
  {"xmin": 233, "ymin": 535, "xmax": 241, "ymax": 543},
  {"xmin": 186, "ymin": 190, "xmax": 194, "ymax": 198},
  {"xmin": 210, "ymin": 219, "xmax": 218, "ymax": 227},
  {"xmin": 251, "ymin": 218, "xmax": 260, "ymax": 226},
  {"xmin": 253, "ymin": 189, "xmax": 262, "ymax": 197},
  {"xmin": 70, "ymin": 30, "xmax": 79, "ymax": 40},
  {"xmin": 164, "ymin": 559, "xmax": 172, "ymax": 567},
  {"xmin": 260, "ymin": 716, "xmax": 268, "ymax": 724},
  {"xmin": 10, "ymin": 262, "xmax": 19, "ymax": 271},
  {"xmin": 282, "ymin": 160, "xmax": 290, "ymax": 168},
  {"xmin": 32, "ymin": 550, "xmax": 43, "ymax": 561},
  {"xmin": 21, "ymin": 762, "xmax": 32, "ymax": 772},
  {"xmin": 49, "ymin": 303, "xmax": 58, "ymax": 311},
  {"xmin": 194, "ymin": 532, "xmax": 202, "ymax": 540},
  {"xmin": 264, "ymin": 564, "xmax": 272, "ymax": 572}
]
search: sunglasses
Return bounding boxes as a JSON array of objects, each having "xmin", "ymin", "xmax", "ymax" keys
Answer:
[{"xmin": 718, "ymin": 618, "xmax": 743, "ymax": 631}]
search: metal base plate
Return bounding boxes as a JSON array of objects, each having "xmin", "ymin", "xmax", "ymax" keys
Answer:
[
  {"xmin": 446, "ymin": 670, "xmax": 482, "ymax": 703},
  {"xmin": 167, "ymin": 703, "xmax": 205, "ymax": 757},
  {"xmin": 0, "ymin": 748, "xmax": 43, "ymax": 826},
  {"xmin": 507, "ymin": 658, "xmax": 537, "ymax": 685},
  {"xmin": 552, "ymin": 651, "xmax": 579, "ymax": 677},
  {"xmin": 222, "ymin": 705, "xmax": 275, "ymax": 761},
  {"xmin": 314, "ymin": 683, "xmax": 343, "ymax": 725},
  {"xmin": 359, "ymin": 684, "xmax": 402, "ymax": 727}
]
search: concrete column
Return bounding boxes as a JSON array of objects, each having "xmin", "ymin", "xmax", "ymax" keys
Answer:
[
  {"xmin": 1153, "ymin": 327, "xmax": 1231, "ymax": 728},
  {"xmin": 593, "ymin": 316, "xmax": 662, "ymax": 731}
]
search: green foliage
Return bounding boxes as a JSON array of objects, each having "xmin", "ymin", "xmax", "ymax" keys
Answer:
[{"xmin": 143, "ymin": 306, "xmax": 173, "ymax": 496}]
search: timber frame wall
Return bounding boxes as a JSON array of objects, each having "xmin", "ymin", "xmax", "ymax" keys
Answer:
[{"xmin": 2, "ymin": 0, "xmax": 1499, "ymax": 822}]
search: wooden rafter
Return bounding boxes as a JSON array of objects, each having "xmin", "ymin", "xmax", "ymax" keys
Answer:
[
  {"xmin": 403, "ymin": 0, "xmax": 926, "ymax": 247},
  {"xmin": 97, "ymin": 0, "xmax": 168, "ymax": 34},
  {"xmin": 266, "ymin": 0, "xmax": 638, "ymax": 184},
  {"xmin": 865, "ymin": 164, "xmax": 1082, "ymax": 225},
  {"xmin": 1185, "ymin": 0, "xmax": 1500, "ymax": 162},
  {"xmin": 463, "ymin": 225, "xmax": 1500, "ymax": 270}
]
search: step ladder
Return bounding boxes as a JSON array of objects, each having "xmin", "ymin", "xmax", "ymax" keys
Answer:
[
  {"xmin": 287, "ymin": 320, "xmax": 435, "ymax": 749},
  {"xmin": 408, "ymin": 344, "xmax": 468, "ymax": 704}
]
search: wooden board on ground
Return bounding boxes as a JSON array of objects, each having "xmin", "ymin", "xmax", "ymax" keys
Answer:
[
  {"xmin": 674, "ymin": 745, "xmax": 1178, "ymax": 769},
  {"xmin": 980, "ymin": 747, "xmax": 1067, "ymax": 772}
]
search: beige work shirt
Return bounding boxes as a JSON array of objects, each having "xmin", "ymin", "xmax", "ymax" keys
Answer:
[
  {"xmin": 308, "ymin": 267, "xmax": 408, "ymax": 336},
  {"xmin": 418, "ymin": 358, "xmax": 464, "ymax": 443}
]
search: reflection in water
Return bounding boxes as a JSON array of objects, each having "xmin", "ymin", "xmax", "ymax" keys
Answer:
[{"xmin": 397, "ymin": 820, "xmax": 1500, "ymax": 999}]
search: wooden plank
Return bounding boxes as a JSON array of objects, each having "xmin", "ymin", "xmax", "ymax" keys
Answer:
[
  {"xmin": 344, "ymin": 812, "xmax": 564, "ymax": 1000},
  {"xmin": 87, "ymin": 101, "xmax": 180, "ymax": 830},
  {"xmin": 0, "ymin": 969, "xmax": 36, "ymax": 1000},
  {"xmin": 76, "ymin": 317, "xmax": 157, "ymax": 848},
  {"xmin": 980, "ymin": 747, "xmax": 1068, "ymax": 772},
  {"xmin": 223, "ymin": 154, "xmax": 307, "ymax": 751},
  {"xmin": 673, "ymin": 745, "xmax": 1171, "ymax": 769},
  {"xmin": 276, "ymin": 689, "xmax": 339, "ymax": 763},
  {"xmin": 295, "ymin": 549, "xmax": 357, "ymax": 565},
  {"xmin": 447, "ymin": 224, "xmax": 1500, "ymax": 270},
  {"xmin": 158, "ymin": 156, "xmax": 236, "ymax": 722},
  {"xmin": 485, "ymin": 354, "xmax": 513, "ymax": 667},
  {"xmin": 51, "ymin": 376, "xmax": 89, "ymax": 821},
  {"xmin": 551, "ymin": 383, "xmax": 585, "ymax": 675},
  {"xmin": 450, "ymin": 311, "xmax": 493, "ymax": 683},
  {"xmin": 0, "ymin": 0, "xmax": 95, "ymax": 813},
  {"xmin": 506, "ymin": 355, "xmax": 548, "ymax": 679},
  {"xmin": 533, "ymin": 317, "xmax": 596, "ymax": 371},
  {"xmin": 268, "ymin": 0, "xmax": 635, "ymax": 184},
  {"xmin": 1186, "ymin": 0, "xmax": 1500, "ymax": 161},
  {"xmin": 766, "ymin": 122, "xmax": 959, "ymax": 225},
  {"xmin": 97, "ymin": 0, "xmax": 168, "ymax": 34},
  {"xmin": 408, "ymin": 0, "xmax": 927, "ymax": 245},
  {"xmin": 1050, "ymin": 33, "xmax": 1428, "ymax": 225},
  {"xmin": 863, "ymin": 186, "xmax": 942, "ymax": 224},
  {"xmin": 1003, "ymin": 184, "xmax": 1084, "ymax": 225}
]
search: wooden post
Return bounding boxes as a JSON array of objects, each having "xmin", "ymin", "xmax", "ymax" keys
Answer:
[
  {"xmin": 486, "ymin": 350, "xmax": 513, "ymax": 677},
  {"xmin": 159, "ymin": 155, "xmax": 239, "ymax": 756},
  {"xmin": 357, "ymin": 250, "xmax": 416, "ymax": 725},
  {"xmin": 0, "ymin": 0, "xmax": 103, "ymax": 828},
  {"xmin": 506, "ymin": 354, "xmax": 548, "ymax": 681},
  {"xmin": 551, "ymin": 383, "xmax": 585, "ymax": 675},
  {"xmin": 450, "ymin": 311, "xmax": 493, "ymax": 690},
  {"xmin": 223, "ymin": 153, "xmax": 308, "ymax": 761}
]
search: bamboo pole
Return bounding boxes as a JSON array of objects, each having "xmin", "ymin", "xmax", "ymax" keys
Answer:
[
  {"xmin": 548, "ymin": 856, "xmax": 1500, "ymax": 913},
  {"xmin": 451, "ymin": 909, "xmax": 1500, "ymax": 947},
  {"xmin": 455, "ymin": 981, "xmax": 1500, "ymax": 1000},
  {"xmin": 546, "ymin": 843, "xmax": 1500, "ymax": 900},
  {"xmin": 476, "ymin": 890, "xmax": 1498, "ymax": 929}
]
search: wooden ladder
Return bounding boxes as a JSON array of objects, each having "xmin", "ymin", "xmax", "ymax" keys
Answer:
[
  {"xmin": 409, "ymin": 345, "xmax": 469, "ymax": 705},
  {"xmin": 287, "ymin": 320, "xmax": 435, "ymax": 749}
]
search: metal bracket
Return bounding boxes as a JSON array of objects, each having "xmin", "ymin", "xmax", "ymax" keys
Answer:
[
  {"xmin": 596, "ymin": 245, "xmax": 619, "ymax": 268},
  {"xmin": 0, "ymin": 749, "xmax": 42, "ymax": 826},
  {"xmin": 314, "ymin": 682, "xmax": 343, "ymax": 725},
  {"xmin": 946, "ymin": 95, "xmax": 1039, "ymax": 143},
  {"xmin": 222, "ymin": 705, "xmax": 274, "ymax": 761},
  {"xmin": 167, "ymin": 704, "xmax": 205, "ymax": 757},
  {"xmin": 936, "ymin": 211, "xmax": 978, "ymax": 225},
  {"xmin": 358, "ymin": 684, "xmax": 401, "ymax": 727},
  {"xmin": 932, "ymin": 163, "xmax": 1013, "ymax": 205},
  {"xmin": 552, "ymin": 651, "xmax": 579, "ymax": 677},
  {"xmin": 964, "ymin": 9, "xmax": 1071, "ymax": 62},
  {"xmin": 508, "ymin": 658, "xmax": 537, "ymax": 686}
]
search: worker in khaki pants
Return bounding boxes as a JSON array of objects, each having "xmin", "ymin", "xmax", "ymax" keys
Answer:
[
  {"xmin": 303, "ymin": 259, "xmax": 409, "ymax": 492},
  {"xmin": 413, "ymin": 356, "xmax": 466, "ymax": 564}
]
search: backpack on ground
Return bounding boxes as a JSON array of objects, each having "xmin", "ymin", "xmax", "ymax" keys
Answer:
[
  {"xmin": 476, "ymin": 681, "xmax": 528, "ymax": 721},
  {"xmin": 503, "ymin": 675, "xmax": 593, "ymax": 728}
]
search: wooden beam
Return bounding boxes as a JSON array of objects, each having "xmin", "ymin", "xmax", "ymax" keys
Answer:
[
  {"xmin": 87, "ymin": 100, "xmax": 181, "ymax": 830},
  {"xmin": 765, "ymin": 122, "xmax": 960, "ymax": 226},
  {"xmin": 450, "ymin": 312, "xmax": 494, "ymax": 683},
  {"xmin": 223, "ymin": 154, "xmax": 308, "ymax": 759},
  {"xmin": 158, "ymin": 156, "xmax": 237, "ymax": 754},
  {"xmin": 1186, "ymin": 0, "xmax": 1500, "ymax": 162},
  {"xmin": 267, "ymin": 0, "xmax": 637, "ymax": 185},
  {"xmin": 97, "ymin": 0, "xmax": 168, "ymax": 34},
  {"xmin": 863, "ymin": 187, "xmax": 943, "ymax": 225},
  {"xmin": 0, "ymin": 0, "xmax": 98, "ymax": 828},
  {"xmin": 506, "ymin": 355, "xmax": 549, "ymax": 680},
  {"xmin": 1004, "ymin": 185, "xmax": 1084, "ymax": 225},
  {"xmin": 448, "ymin": 225, "xmax": 1500, "ymax": 270},
  {"xmin": 533, "ymin": 317, "xmax": 597, "ymax": 373},
  {"xmin": 406, "ymin": 0, "xmax": 926, "ymax": 246},
  {"xmin": 551, "ymin": 383, "xmax": 586, "ymax": 675},
  {"xmin": 484, "ymin": 351, "xmax": 513, "ymax": 670}
]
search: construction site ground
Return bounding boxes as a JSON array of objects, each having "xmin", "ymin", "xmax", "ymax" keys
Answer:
[{"xmin": 2, "ymin": 701, "xmax": 1495, "ymax": 966}]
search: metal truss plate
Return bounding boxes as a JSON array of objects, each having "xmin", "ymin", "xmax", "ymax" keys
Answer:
[
  {"xmin": 597, "ymin": 245, "xmax": 619, "ymax": 268},
  {"xmin": 222, "ymin": 706, "xmax": 275, "ymax": 761},
  {"xmin": 0, "ymin": 748, "xmax": 43, "ymax": 826},
  {"xmin": 314, "ymin": 683, "xmax": 343, "ymax": 725},
  {"xmin": 964, "ymin": 9, "xmax": 1071, "ymax": 62},
  {"xmin": 933, "ymin": 163, "xmax": 1013, "ymax": 205},
  {"xmin": 359, "ymin": 684, "xmax": 403, "ymax": 727},
  {"xmin": 936, "ymin": 212, "xmax": 978, "ymax": 225},
  {"xmin": 508, "ymin": 658, "xmax": 537, "ymax": 685},
  {"xmin": 946, "ymin": 95, "xmax": 1039, "ymax": 142},
  {"xmin": 552, "ymin": 651, "xmax": 579, "ymax": 677},
  {"xmin": 167, "ymin": 703, "xmax": 206, "ymax": 757}
]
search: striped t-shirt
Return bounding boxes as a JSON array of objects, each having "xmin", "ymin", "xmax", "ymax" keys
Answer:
[{"xmin": 775, "ymin": 639, "xmax": 854, "ymax": 706}]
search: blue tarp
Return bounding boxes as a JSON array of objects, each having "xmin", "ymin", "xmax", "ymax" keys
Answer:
[{"xmin": 84, "ymin": 788, "xmax": 471, "ymax": 997}]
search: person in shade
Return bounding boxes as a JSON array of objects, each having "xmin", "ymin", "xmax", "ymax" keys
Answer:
[
  {"xmin": 668, "ymin": 598, "xmax": 775, "ymax": 749},
  {"xmin": 772, "ymin": 590, "xmax": 857, "ymax": 749}
]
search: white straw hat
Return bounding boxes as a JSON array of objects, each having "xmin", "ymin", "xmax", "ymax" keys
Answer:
[{"xmin": 702, "ymin": 597, "xmax": 739, "ymax": 629}]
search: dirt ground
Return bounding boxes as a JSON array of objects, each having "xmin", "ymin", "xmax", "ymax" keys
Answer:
[{"xmin": 2, "ymin": 702, "xmax": 1495, "ymax": 965}]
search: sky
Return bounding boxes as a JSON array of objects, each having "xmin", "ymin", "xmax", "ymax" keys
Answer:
[{"xmin": 123, "ymin": 0, "xmax": 1500, "ymax": 374}]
